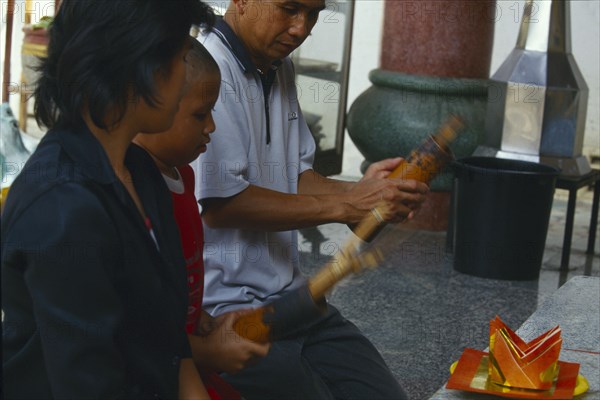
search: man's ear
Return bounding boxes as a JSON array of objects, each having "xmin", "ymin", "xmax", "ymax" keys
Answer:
[{"xmin": 230, "ymin": 0, "xmax": 247, "ymax": 15}]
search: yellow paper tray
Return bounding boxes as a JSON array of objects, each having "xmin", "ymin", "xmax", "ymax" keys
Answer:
[{"xmin": 447, "ymin": 348, "xmax": 588, "ymax": 399}]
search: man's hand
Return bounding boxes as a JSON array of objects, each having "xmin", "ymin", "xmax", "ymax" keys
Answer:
[
  {"xmin": 190, "ymin": 310, "xmax": 270, "ymax": 375},
  {"xmin": 343, "ymin": 157, "xmax": 429, "ymax": 224},
  {"xmin": 362, "ymin": 157, "xmax": 404, "ymax": 180}
]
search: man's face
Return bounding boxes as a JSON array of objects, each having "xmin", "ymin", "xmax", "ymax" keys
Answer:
[{"xmin": 236, "ymin": 0, "xmax": 326, "ymax": 67}]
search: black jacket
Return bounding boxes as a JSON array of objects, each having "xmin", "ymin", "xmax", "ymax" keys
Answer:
[{"xmin": 2, "ymin": 126, "xmax": 190, "ymax": 399}]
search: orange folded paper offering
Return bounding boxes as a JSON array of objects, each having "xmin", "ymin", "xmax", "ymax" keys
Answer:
[
  {"xmin": 489, "ymin": 316, "xmax": 563, "ymax": 390},
  {"xmin": 447, "ymin": 349, "xmax": 581, "ymax": 399},
  {"xmin": 446, "ymin": 316, "xmax": 585, "ymax": 399}
]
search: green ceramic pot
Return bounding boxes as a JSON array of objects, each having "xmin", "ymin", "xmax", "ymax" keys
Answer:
[{"xmin": 347, "ymin": 69, "xmax": 490, "ymax": 190}]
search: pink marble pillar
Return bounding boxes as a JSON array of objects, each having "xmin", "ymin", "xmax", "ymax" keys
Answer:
[
  {"xmin": 381, "ymin": 0, "xmax": 496, "ymax": 79},
  {"xmin": 381, "ymin": 0, "xmax": 495, "ymax": 231}
]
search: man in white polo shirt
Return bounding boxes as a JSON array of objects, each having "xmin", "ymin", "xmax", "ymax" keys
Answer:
[{"xmin": 192, "ymin": 0, "xmax": 428, "ymax": 398}]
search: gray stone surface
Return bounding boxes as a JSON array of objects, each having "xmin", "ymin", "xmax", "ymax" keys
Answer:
[
  {"xmin": 298, "ymin": 188, "xmax": 599, "ymax": 400},
  {"xmin": 430, "ymin": 276, "xmax": 600, "ymax": 399}
]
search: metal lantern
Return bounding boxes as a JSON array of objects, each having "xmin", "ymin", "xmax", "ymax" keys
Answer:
[{"xmin": 476, "ymin": 0, "xmax": 590, "ymax": 176}]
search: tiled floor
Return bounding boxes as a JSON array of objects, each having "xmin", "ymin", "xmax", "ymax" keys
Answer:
[{"xmin": 298, "ymin": 185, "xmax": 599, "ymax": 400}]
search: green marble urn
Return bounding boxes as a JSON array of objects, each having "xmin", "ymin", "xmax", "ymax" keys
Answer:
[{"xmin": 347, "ymin": 69, "xmax": 490, "ymax": 191}]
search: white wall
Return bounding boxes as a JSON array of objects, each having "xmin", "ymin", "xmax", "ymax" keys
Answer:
[{"xmin": 342, "ymin": 0, "xmax": 600, "ymax": 177}]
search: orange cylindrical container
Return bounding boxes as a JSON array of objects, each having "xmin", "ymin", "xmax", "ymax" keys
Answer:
[{"xmin": 354, "ymin": 115, "xmax": 464, "ymax": 242}]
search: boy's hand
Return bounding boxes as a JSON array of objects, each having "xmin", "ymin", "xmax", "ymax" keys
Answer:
[
  {"xmin": 191, "ymin": 310, "xmax": 270, "ymax": 375},
  {"xmin": 196, "ymin": 310, "xmax": 217, "ymax": 336}
]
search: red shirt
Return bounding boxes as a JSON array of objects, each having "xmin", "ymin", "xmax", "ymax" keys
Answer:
[
  {"xmin": 170, "ymin": 165, "xmax": 205, "ymax": 334},
  {"xmin": 169, "ymin": 165, "xmax": 241, "ymax": 400}
]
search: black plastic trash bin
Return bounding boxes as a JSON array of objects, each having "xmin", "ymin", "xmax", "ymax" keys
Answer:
[{"xmin": 451, "ymin": 157, "xmax": 559, "ymax": 280}]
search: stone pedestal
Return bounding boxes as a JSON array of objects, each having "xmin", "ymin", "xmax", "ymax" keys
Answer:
[{"xmin": 347, "ymin": 0, "xmax": 496, "ymax": 230}]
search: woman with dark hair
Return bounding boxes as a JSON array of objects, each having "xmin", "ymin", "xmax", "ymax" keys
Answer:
[{"xmin": 1, "ymin": 1, "xmax": 215, "ymax": 398}]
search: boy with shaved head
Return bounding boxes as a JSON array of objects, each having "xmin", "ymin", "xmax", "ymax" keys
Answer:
[{"xmin": 135, "ymin": 39, "xmax": 269, "ymax": 400}]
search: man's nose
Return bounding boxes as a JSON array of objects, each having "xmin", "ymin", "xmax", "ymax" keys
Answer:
[{"xmin": 288, "ymin": 13, "xmax": 310, "ymax": 38}]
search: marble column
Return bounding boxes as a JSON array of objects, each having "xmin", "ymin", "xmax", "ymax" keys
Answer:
[
  {"xmin": 381, "ymin": 1, "xmax": 494, "ymax": 78},
  {"xmin": 347, "ymin": 0, "xmax": 496, "ymax": 231}
]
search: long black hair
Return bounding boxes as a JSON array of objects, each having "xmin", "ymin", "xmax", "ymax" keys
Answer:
[{"xmin": 34, "ymin": 0, "xmax": 215, "ymax": 130}]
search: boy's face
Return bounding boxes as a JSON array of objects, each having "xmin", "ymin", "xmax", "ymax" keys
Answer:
[{"xmin": 153, "ymin": 72, "xmax": 221, "ymax": 166}]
